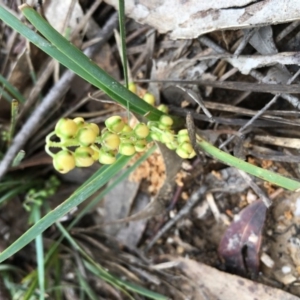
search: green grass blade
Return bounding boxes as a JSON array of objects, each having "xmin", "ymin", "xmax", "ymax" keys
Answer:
[
  {"xmin": 84, "ymin": 261, "xmax": 167, "ymax": 300},
  {"xmin": 18, "ymin": 4, "xmax": 162, "ymax": 121},
  {"xmin": 83, "ymin": 261, "xmax": 134, "ymax": 299},
  {"xmin": 59, "ymin": 222, "xmax": 167, "ymax": 300},
  {"xmin": 0, "ymin": 73, "xmax": 26, "ymax": 103},
  {"xmin": 32, "ymin": 206, "xmax": 45, "ymax": 300},
  {"xmin": 197, "ymin": 135, "xmax": 300, "ymax": 191},
  {"xmin": 0, "ymin": 183, "xmax": 36, "ymax": 205},
  {"xmin": 56, "ymin": 222, "xmax": 134, "ymax": 299},
  {"xmin": 7, "ymin": 100, "xmax": 19, "ymax": 145},
  {"xmin": 11, "ymin": 150, "xmax": 26, "ymax": 167},
  {"xmin": 0, "ymin": 155, "xmax": 132, "ymax": 263},
  {"xmin": 76, "ymin": 270, "xmax": 98, "ymax": 300},
  {"xmin": 118, "ymin": 0, "xmax": 129, "ymax": 88},
  {"xmin": 0, "ymin": 87, "xmax": 14, "ymax": 102}
]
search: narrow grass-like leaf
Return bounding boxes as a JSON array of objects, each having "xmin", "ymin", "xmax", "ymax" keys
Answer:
[
  {"xmin": 0, "ymin": 183, "xmax": 36, "ymax": 205},
  {"xmin": 18, "ymin": 4, "xmax": 163, "ymax": 121},
  {"xmin": 11, "ymin": 150, "xmax": 26, "ymax": 167},
  {"xmin": 32, "ymin": 206, "xmax": 45, "ymax": 300},
  {"xmin": 0, "ymin": 155, "xmax": 132, "ymax": 263},
  {"xmin": 118, "ymin": 0, "xmax": 129, "ymax": 88},
  {"xmin": 76, "ymin": 270, "xmax": 98, "ymax": 300},
  {"xmin": 84, "ymin": 261, "xmax": 134, "ymax": 299},
  {"xmin": 0, "ymin": 73, "xmax": 26, "ymax": 103},
  {"xmin": 0, "ymin": 87, "xmax": 14, "ymax": 102},
  {"xmin": 8, "ymin": 100, "xmax": 19, "ymax": 145},
  {"xmin": 197, "ymin": 136, "xmax": 300, "ymax": 191},
  {"xmin": 56, "ymin": 222, "xmax": 134, "ymax": 299},
  {"xmin": 84, "ymin": 261, "xmax": 167, "ymax": 300}
]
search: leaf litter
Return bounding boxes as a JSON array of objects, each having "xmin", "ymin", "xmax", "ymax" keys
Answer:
[{"xmin": 2, "ymin": 0, "xmax": 300, "ymax": 299}]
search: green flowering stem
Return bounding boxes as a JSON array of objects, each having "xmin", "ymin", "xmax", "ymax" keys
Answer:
[
  {"xmin": 45, "ymin": 132, "xmax": 82, "ymax": 149},
  {"xmin": 196, "ymin": 135, "xmax": 300, "ymax": 191}
]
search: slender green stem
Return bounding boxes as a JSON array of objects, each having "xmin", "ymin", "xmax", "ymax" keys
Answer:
[
  {"xmin": 0, "ymin": 87, "xmax": 14, "ymax": 102},
  {"xmin": 32, "ymin": 206, "xmax": 45, "ymax": 300},
  {"xmin": 196, "ymin": 135, "xmax": 300, "ymax": 191},
  {"xmin": 7, "ymin": 100, "xmax": 19, "ymax": 145},
  {"xmin": 11, "ymin": 150, "xmax": 25, "ymax": 167},
  {"xmin": 118, "ymin": 0, "xmax": 129, "ymax": 88},
  {"xmin": 0, "ymin": 73, "xmax": 26, "ymax": 103}
]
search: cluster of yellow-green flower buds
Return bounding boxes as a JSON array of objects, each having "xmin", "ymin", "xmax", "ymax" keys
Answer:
[
  {"xmin": 46, "ymin": 115, "xmax": 151, "ymax": 174},
  {"xmin": 50, "ymin": 117, "xmax": 100, "ymax": 173},
  {"xmin": 46, "ymin": 83, "xmax": 197, "ymax": 174},
  {"xmin": 147, "ymin": 117, "xmax": 196, "ymax": 159}
]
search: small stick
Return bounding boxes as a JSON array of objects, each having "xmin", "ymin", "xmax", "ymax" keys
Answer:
[
  {"xmin": 175, "ymin": 85, "xmax": 214, "ymax": 121},
  {"xmin": 144, "ymin": 185, "xmax": 207, "ymax": 252}
]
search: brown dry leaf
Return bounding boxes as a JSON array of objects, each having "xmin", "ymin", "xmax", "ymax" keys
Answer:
[
  {"xmin": 115, "ymin": 192, "xmax": 149, "ymax": 247},
  {"xmin": 102, "ymin": 171, "xmax": 140, "ymax": 235},
  {"xmin": 169, "ymin": 256, "xmax": 299, "ymax": 300},
  {"xmin": 104, "ymin": 0, "xmax": 300, "ymax": 39}
]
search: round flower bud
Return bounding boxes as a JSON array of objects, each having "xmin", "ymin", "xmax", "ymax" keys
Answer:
[
  {"xmin": 74, "ymin": 147, "xmax": 95, "ymax": 167},
  {"xmin": 134, "ymin": 123, "xmax": 150, "ymax": 139},
  {"xmin": 158, "ymin": 123, "xmax": 169, "ymax": 130},
  {"xmin": 87, "ymin": 123, "xmax": 100, "ymax": 136},
  {"xmin": 77, "ymin": 127, "xmax": 97, "ymax": 146},
  {"xmin": 98, "ymin": 148, "xmax": 116, "ymax": 165},
  {"xmin": 92, "ymin": 150, "xmax": 99, "ymax": 161},
  {"xmin": 177, "ymin": 129, "xmax": 190, "ymax": 144},
  {"xmin": 159, "ymin": 115, "xmax": 173, "ymax": 127},
  {"xmin": 147, "ymin": 121, "xmax": 158, "ymax": 130},
  {"xmin": 150, "ymin": 131, "xmax": 161, "ymax": 142},
  {"xmin": 160, "ymin": 131, "xmax": 175, "ymax": 144},
  {"xmin": 105, "ymin": 116, "xmax": 125, "ymax": 133},
  {"xmin": 135, "ymin": 139, "xmax": 147, "ymax": 152},
  {"xmin": 99, "ymin": 148, "xmax": 117, "ymax": 165},
  {"xmin": 90, "ymin": 145, "xmax": 100, "ymax": 161},
  {"xmin": 120, "ymin": 137, "xmax": 133, "ymax": 144},
  {"xmin": 73, "ymin": 117, "xmax": 85, "ymax": 127},
  {"xmin": 189, "ymin": 150, "xmax": 197, "ymax": 159},
  {"xmin": 55, "ymin": 118, "xmax": 78, "ymax": 139},
  {"xmin": 176, "ymin": 148, "xmax": 189, "ymax": 159},
  {"xmin": 122, "ymin": 124, "xmax": 133, "ymax": 134},
  {"xmin": 166, "ymin": 141, "xmax": 178, "ymax": 150},
  {"xmin": 53, "ymin": 150, "xmax": 76, "ymax": 173},
  {"xmin": 101, "ymin": 131, "xmax": 120, "ymax": 150},
  {"xmin": 128, "ymin": 82, "xmax": 137, "ymax": 94},
  {"xmin": 143, "ymin": 93, "xmax": 156, "ymax": 106},
  {"xmin": 119, "ymin": 142, "xmax": 136, "ymax": 156},
  {"xmin": 176, "ymin": 142, "xmax": 194, "ymax": 159},
  {"xmin": 157, "ymin": 104, "xmax": 169, "ymax": 114}
]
